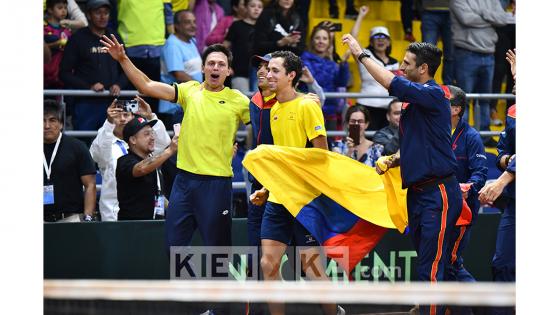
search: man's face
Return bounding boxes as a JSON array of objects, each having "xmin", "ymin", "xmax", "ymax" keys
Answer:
[
  {"xmin": 400, "ymin": 52, "xmax": 421, "ymax": 82},
  {"xmin": 175, "ymin": 11, "xmax": 197, "ymax": 39},
  {"xmin": 256, "ymin": 61, "xmax": 269, "ymax": 90},
  {"xmin": 115, "ymin": 111, "xmax": 134, "ymax": 128},
  {"xmin": 266, "ymin": 57, "xmax": 294, "ymax": 93},
  {"xmin": 88, "ymin": 6, "xmax": 110, "ymax": 30},
  {"xmin": 130, "ymin": 125, "xmax": 155, "ymax": 154},
  {"xmin": 386, "ymin": 102, "xmax": 402, "ymax": 127},
  {"xmin": 44, "ymin": 113, "xmax": 63, "ymax": 143},
  {"xmin": 48, "ymin": 3, "xmax": 68, "ymax": 21},
  {"xmin": 203, "ymin": 52, "xmax": 231, "ymax": 89}
]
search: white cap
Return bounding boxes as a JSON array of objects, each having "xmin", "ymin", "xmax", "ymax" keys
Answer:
[{"xmin": 369, "ymin": 26, "xmax": 390, "ymax": 38}]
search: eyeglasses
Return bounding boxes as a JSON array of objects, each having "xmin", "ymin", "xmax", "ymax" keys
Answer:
[
  {"xmin": 372, "ymin": 34, "xmax": 389, "ymax": 40},
  {"xmin": 349, "ymin": 119, "xmax": 366, "ymax": 125}
]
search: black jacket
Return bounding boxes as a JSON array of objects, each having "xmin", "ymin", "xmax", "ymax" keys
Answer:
[
  {"xmin": 60, "ymin": 27, "xmax": 129, "ymax": 89},
  {"xmin": 253, "ymin": 7, "xmax": 305, "ymax": 56}
]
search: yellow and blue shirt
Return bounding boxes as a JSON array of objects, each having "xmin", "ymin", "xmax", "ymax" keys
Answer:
[{"xmin": 175, "ymin": 81, "xmax": 250, "ymax": 177}]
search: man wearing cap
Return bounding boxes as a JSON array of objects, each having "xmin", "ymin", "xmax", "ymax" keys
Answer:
[
  {"xmin": 60, "ymin": 0, "xmax": 128, "ymax": 131},
  {"xmin": 343, "ymin": 34, "xmax": 462, "ymax": 314},
  {"xmin": 90, "ymin": 97, "xmax": 170, "ymax": 221},
  {"xmin": 115, "ymin": 115, "xmax": 178, "ymax": 220},
  {"xmin": 350, "ymin": 9, "xmax": 401, "ymax": 130}
]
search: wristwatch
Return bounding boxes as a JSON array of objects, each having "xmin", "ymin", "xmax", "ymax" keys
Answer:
[{"xmin": 357, "ymin": 51, "xmax": 371, "ymax": 63}]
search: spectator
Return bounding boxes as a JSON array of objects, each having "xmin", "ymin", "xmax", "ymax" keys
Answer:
[
  {"xmin": 160, "ymin": 9, "xmax": 203, "ymax": 127},
  {"xmin": 450, "ymin": 0, "xmax": 515, "ymax": 146},
  {"xmin": 117, "ymin": 0, "xmax": 173, "ymax": 113},
  {"xmin": 224, "ymin": 0, "xmax": 264, "ymax": 94},
  {"xmin": 328, "ymin": 0, "xmax": 358, "ymax": 19},
  {"xmin": 43, "ymin": 99, "xmax": 96, "ymax": 222},
  {"xmin": 116, "ymin": 116, "xmax": 178, "ymax": 220},
  {"xmin": 331, "ymin": 105, "xmax": 379, "ymax": 167},
  {"xmin": 60, "ymin": 0, "xmax": 128, "ymax": 131},
  {"xmin": 44, "ymin": 0, "xmax": 88, "ymax": 31},
  {"xmin": 371, "ymin": 99, "xmax": 402, "ymax": 156},
  {"xmin": 301, "ymin": 23, "xmax": 349, "ymax": 131},
  {"xmin": 44, "ymin": 0, "xmax": 72, "ymax": 88},
  {"xmin": 253, "ymin": 0, "xmax": 305, "ymax": 57},
  {"xmin": 421, "ymin": 0, "xmax": 454, "ymax": 85},
  {"xmin": 400, "ymin": 0, "xmax": 416, "ymax": 42},
  {"xmin": 193, "ymin": 0, "xmax": 225, "ymax": 53},
  {"xmin": 205, "ymin": 0, "xmax": 247, "ymax": 46},
  {"xmin": 90, "ymin": 98, "xmax": 171, "ymax": 221},
  {"xmin": 351, "ymin": 7, "xmax": 400, "ymax": 130}
]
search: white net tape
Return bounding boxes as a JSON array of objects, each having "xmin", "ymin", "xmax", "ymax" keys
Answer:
[{"xmin": 44, "ymin": 280, "xmax": 515, "ymax": 307}]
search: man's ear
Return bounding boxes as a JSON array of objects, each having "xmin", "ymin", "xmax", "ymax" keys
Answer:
[
  {"xmin": 419, "ymin": 63, "xmax": 429, "ymax": 76},
  {"xmin": 288, "ymin": 70, "xmax": 296, "ymax": 82}
]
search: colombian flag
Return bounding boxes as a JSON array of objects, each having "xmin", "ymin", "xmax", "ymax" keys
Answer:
[{"xmin": 242, "ymin": 145, "xmax": 408, "ymax": 274}]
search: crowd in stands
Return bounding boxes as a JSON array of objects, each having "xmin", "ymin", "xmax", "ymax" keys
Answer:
[{"xmin": 43, "ymin": 0, "xmax": 516, "ymax": 221}]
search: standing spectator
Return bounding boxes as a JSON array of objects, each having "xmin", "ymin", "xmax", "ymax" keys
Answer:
[
  {"xmin": 421, "ymin": 0, "xmax": 454, "ymax": 85},
  {"xmin": 205, "ymin": 0, "xmax": 247, "ymax": 46},
  {"xmin": 224, "ymin": 0, "xmax": 264, "ymax": 94},
  {"xmin": 400, "ymin": 0, "xmax": 416, "ymax": 42},
  {"xmin": 444, "ymin": 85, "xmax": 488, "ymax": 315},
  {"xmin": 160, "ymin": 10, "xmax": 203, "ymax": 127},
  {"xmin": 328, "ymin": 0, "xmax": 358, "ymax": 19},
  {"xmin": 43, "ymin": 100, "xmax": 96, "ymax": 222},
  {"xmin": 491, "ymin": 0, "xmax": 516, "ymax": 125},
  {"xmin": 44, "ymin": 0, "xmax": 72, "ymax": 88},
  {"xmin": 253, "ymin": 0, "xmax": 305, "ymax": 57},
  {"xmin": 193, "ymin": 0, "xmax": 225, "ymax": 53},
  {"xmin": 60, "ymin": 0, "xmax": 128, "ymax": 131},
  {"xmin": 371, "ymin": 99, "xmax": 402, "ymax": 156},
  {"xmin": 117, "ymin": 0, "xmax": 173, "ymax": 113},
  {"xmin": 116, "ymin": 116, "xmax": 178, "ymax": 220},
  {"xmin": 90, "ymin": 98, "xmax": 171, "ymax": 221},
  {"xmin": 450, "ymin": 0, "xmax": 515, "ymax": 145},
  {"xmin": 343, "ymin": 34, "xmax": 463, "ymax": 314},
  {"xmin": 351, "ymin": 6, "xmax": 400, "ymax": 130},
  {"xmin": 301, "ymin": 23, "xmax": 349, "ymax": 131}
]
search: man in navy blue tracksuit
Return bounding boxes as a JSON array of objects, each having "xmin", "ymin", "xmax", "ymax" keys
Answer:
[
  {"xmin": 479, "ymin": 104, "xmax": 516, "ymax": 315},
  {"xmin": 343, "ymin": 34, "xmax": 463, "ymax": 315},
  {"xmin": 444, "ymin": 85, "xmax": 488, "ymax": 284}
]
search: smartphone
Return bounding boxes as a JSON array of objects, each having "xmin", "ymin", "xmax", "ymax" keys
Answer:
[
  {"xmin": 116, "ymin": 100, "xmax": 139, "ymax": 113},
  {"xmin": 349, "ymin": 124, "xmax": 360, "ymax": 146},
  {"xmin": 173, "ymin": 123, "xmax": 181, "ymax": 136},
  {"xmin": 331, "ymin": 23, "xmax": 343, "ymax": 32}
]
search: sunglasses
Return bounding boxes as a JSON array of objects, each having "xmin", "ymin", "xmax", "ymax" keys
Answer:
[{"xmin": 372, "ymin": 34, "xmax": 389, "ymax": 40}]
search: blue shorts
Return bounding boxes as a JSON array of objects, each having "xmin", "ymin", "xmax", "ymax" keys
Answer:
[
  {"xmin": 165, "ymin": 170, "xmax": 232, "ymax": 248},
  {"xmin": 260, "ymin": 201, "xmax": 319, "ymax": 247}
]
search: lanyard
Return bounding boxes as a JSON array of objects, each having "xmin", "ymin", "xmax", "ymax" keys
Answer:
[
  {"xmin": 43, "ymin": 133, "xmax": 62, "ymax": 181},
  {"xmin": 115, "ymin": 140, "xmax": 128, "ymax": 155},
  {"xmin": 155, "ymin": 168, "xmax": 162, "ymax": 196}
]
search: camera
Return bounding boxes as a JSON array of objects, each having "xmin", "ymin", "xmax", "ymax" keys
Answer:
[{"xmin": 116, "ymin": 99, "xmax": 139, "ymax": 113}]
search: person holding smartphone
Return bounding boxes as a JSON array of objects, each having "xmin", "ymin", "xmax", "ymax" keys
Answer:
[{"xmin": 331, "ymin": 105, "xmax": 381, "ymax": 167}]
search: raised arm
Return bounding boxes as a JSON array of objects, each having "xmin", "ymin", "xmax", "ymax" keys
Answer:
[
  {"xmin": 350, "ymin": 6, "xmax": 369, "ymax": 38},
  {"xmin": 100, "ymin": 34, "xmax": 176, "ymax": 101},
  {"xmin": 132, "ymin": 135, "xmax": 178, "ymax": 177},
  {"xmin": 342, "ymin": 34, "xmax": 395, "ymax": 89}
]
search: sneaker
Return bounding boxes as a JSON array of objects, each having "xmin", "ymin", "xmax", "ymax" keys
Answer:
[
  {"xmin": 329, "ymin": 5, "xmax": 339, "ymax": 18},
  {"xmin": 337, "ymin": 305, "xmax": 346, "ymax": 315},
  {"xmin": 344, "ymin": 7, "xmax": 359, "ymax": 19},
  {"xmin": 404, "ymin": 32, "xmax": 416, "ymax": 42}
]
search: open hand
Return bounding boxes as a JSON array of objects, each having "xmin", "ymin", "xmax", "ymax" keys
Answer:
[
  {"xmin": 100, "ymin": 34, "xmax": 127, "ymax": 62},
  {"xmin": 135, "ymin": 95, "xmax": 153, "ymax": 119},
  {"xmin": 506, "ymin": 49, "xmax": 516, "ymax": 78}
]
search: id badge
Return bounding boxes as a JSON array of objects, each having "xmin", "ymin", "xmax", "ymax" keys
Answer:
[
  {"xmin": 153, "ymin": 195, "xmax": 166, "ymax": 219},
  {"xmin": 44, "ymin": 185, "xmax": 55, "ymax": 205}
]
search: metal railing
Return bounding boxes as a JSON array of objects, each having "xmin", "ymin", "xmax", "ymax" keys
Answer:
[{"xmin": 45, "ymin": 89, "xmax": 514, "ymax": 137}]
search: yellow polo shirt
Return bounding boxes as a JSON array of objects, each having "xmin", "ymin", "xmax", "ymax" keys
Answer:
[{"xmin": 175, "ymin": 81, "xmax": 250, "ymax": 177}]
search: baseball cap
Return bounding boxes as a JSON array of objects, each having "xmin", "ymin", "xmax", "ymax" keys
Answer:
[
  {"xmin": 251, "ymin": 53, "xmax": 272, "ymax": 68},
  {"xmin": 86, "ymin": 0, "xmax": 112, "ymax": 11},
  {"xmin": 123, "ymin": 115, "xmax": 158, "ymax": 143},
  {"xmin": 370, "ymin": 26, "xmax": 390, "ymax": 39}
]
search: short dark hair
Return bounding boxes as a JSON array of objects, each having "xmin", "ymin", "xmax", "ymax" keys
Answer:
[
  {"xmin": 46, "ymin": 0, "xmax": 67, "ymax": 9},
  {"xmin": 447, "ymin": 85, "xmax": 467, "ymax": 117},
  {"xmin": 44, "ymin": 99, "xmax": 64, "ymax": 124},
  {"xmin": 270, "ymin": 50, "xmax": 302, "ymax": 87},
  {"xmin": 387, "ymin": 99, "xmax": 400, "ymax": 114},
  {"xmin": 345, "ymin": 105, "xmax": 370, "ymax": 125},
  {"xmin": 201, "ymin": 44, "xmax": 233, "ymax": 68},
  {"xmin": 406, "ymin": 42, "xmax": 442, "ymax": 77},
  {"xmin": 173, "ymin": 9, "xmax": 193, "ymax": 25}
]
